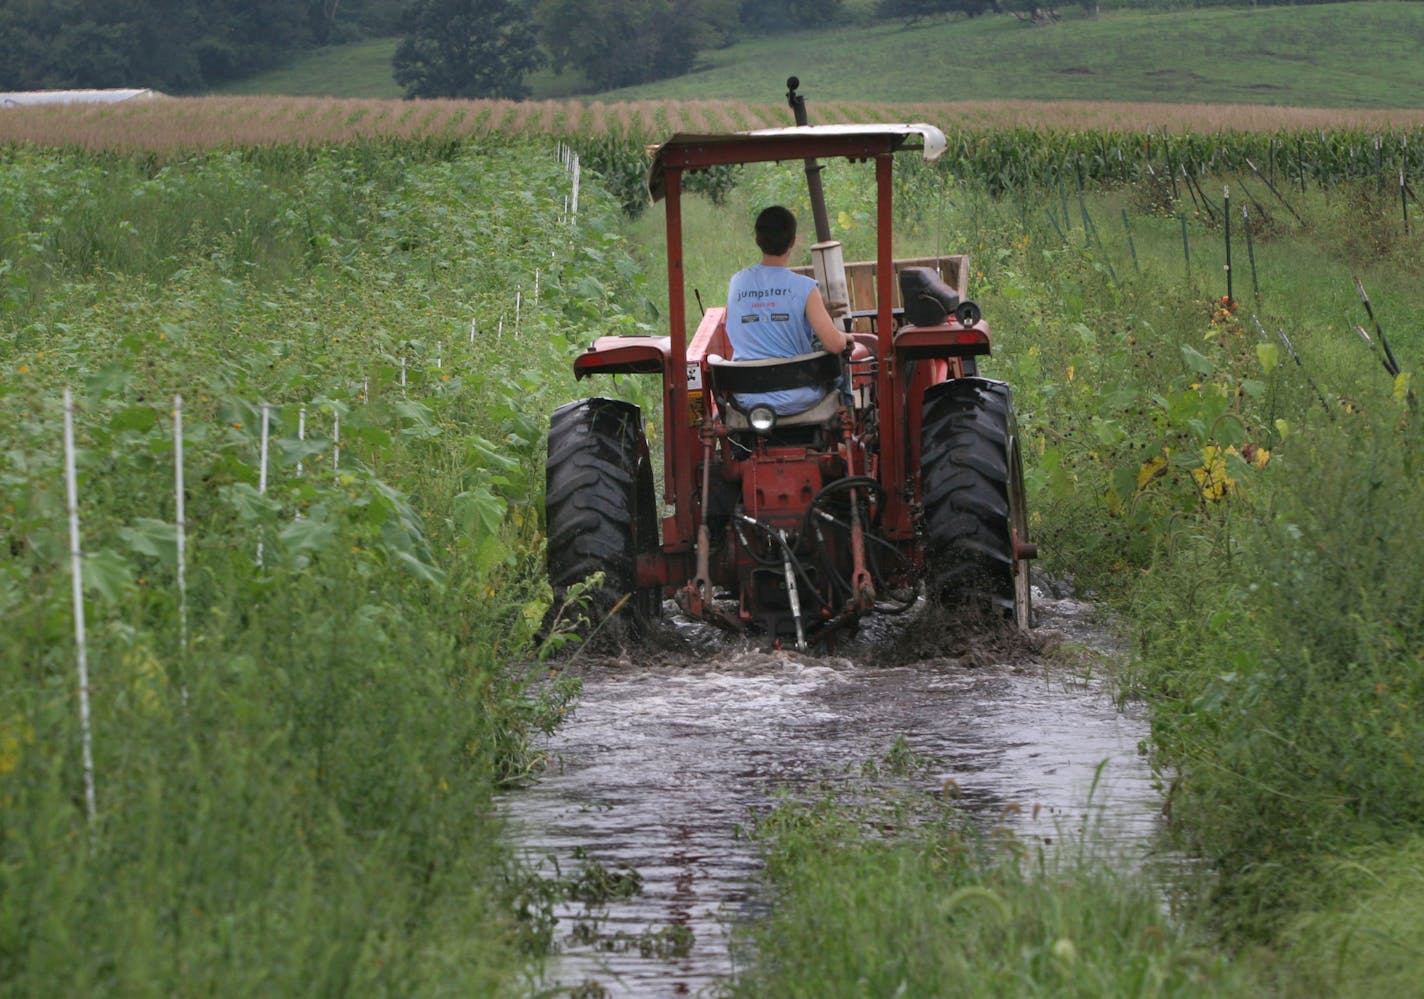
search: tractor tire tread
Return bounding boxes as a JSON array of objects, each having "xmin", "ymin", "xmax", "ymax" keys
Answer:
[
  {"xmin": 545, "ymin": 398, "xmax": 659, "ymax": 637},
  {"xmin": 920, "ymin": 378, "xmax": 1023, "ymax": 616}
]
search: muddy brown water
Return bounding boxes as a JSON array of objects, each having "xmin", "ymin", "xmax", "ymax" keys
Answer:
[{"xmin": 501, "ymin": 590, "xmax": 1166, "ymax": 997}]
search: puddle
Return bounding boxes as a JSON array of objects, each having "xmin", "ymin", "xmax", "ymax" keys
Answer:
[{"xmin": 501, "ymin": 590, "xmax": 1164, "ymax": 997}]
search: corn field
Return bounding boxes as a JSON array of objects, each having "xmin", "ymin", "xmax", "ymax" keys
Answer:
[{"xmin": 5, "ymin": 95, "xmax": 1424, "ymax": 212}]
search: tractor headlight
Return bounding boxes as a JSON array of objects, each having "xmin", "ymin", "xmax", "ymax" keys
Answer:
[{"xmin": 748, "ymin": 405, "xmax": 777, "ymax": 433}]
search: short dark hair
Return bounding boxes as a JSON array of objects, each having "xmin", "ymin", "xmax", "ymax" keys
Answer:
[{"xmin": 754, "ymin": 206, "xmax": 797, "ymax": 256}]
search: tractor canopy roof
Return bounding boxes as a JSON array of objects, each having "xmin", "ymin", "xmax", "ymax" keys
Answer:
[{"xmin": 646, "ymin": 124, "xmax": 947, "ymax": 202}]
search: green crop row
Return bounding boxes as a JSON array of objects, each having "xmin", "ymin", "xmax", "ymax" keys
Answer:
[
  {"xmin": 569, "ymin": 125, "xmax": 1424, "ymax": 218},
  {"xmin": 0, "ymin": 138, "xmax": 654, "ymax": 992}
]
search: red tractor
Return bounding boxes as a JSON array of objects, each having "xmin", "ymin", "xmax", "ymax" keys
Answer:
[{"xmin": 546, "ymin": 89, "xmax": 1034, "ymax": 649}]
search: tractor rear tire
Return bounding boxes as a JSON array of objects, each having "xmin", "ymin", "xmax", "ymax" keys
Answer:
[
  {"xmin": 545, "ymin": 398, "xmax": 661, "ymax": 640},
  {"xmin": 920, "ymin": 378, "xmax": 1032, "ymax": 628}
]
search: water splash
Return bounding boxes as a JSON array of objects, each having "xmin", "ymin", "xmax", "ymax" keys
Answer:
[{"xmin": 501, "ymin": 591, "xmax": 1163, "ymax": 997}]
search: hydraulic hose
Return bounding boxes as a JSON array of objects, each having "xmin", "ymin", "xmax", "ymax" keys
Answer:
[{"xmin": 737, "ymin": 513, "xmax": 832, "ymax": 612}]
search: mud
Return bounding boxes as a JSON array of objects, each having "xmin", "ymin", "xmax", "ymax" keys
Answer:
[{"xmin": 500, "ymin": 589, "xmax": 1164, "ymax": 997}]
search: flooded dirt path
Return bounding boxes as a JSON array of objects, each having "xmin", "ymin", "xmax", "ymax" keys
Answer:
[{"xmin": 501, "ymin": 592, "xmax": 1165, "ymax": 997}]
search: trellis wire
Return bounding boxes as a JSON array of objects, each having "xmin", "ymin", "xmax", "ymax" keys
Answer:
[{"xmin": 63, "ymin": 388, "xmax": 97, "ymax": 826}]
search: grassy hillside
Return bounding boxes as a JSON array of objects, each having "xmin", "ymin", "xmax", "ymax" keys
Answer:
[
  {"xmin": 216, "ymin": 3, "xmax": 1424, "ymax": 108},
  {"xmin": 600, "ymin": 3, "xmax": 1424, "ymax": 107},
  {"xmin": 215, "ymin": 37, "xmax": 405, "ymax": 99}
]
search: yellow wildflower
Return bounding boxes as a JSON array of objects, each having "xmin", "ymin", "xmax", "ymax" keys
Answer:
[
  {"xmin": 1137, "ymin": 453, "xmax": 1169, "ymax": 491},
  {"xmin": 1192, "ymin": 445, "xmax": 1234, "ymax": 500}
]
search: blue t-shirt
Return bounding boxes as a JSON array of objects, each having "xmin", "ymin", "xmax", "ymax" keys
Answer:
[{"xmin": 725, "ymin": 265, "xmax": 826, "ymax": 415}]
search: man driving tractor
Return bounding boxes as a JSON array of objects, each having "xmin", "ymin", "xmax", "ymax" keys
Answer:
[{"xmin": 724, "ymin": 206, "xmax": 849, "ymax": 415}]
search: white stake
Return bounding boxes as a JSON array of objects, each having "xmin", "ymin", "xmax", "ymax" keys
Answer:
[
  {"xmin": 400, "ymin": 355, "xmax": 407, "ymax": 394},
  {"xmin": 571, "ymin": 155, "xmax": 580, "ymax": 219},
  {"xmin": 333, "ymin": 413, "xmax": 340, "ymax": 471},
  {"xmin": 469, "ymin": 317, "xmax": 477, "ymax": 343},
  {"xmin": 534, "ymin": 269, "xmax": 541, "ymax": 309},
  {"xmin": 63, "ymin": 388, "xmax": 97, "ymax": 826},
  {"xmin": 515, "ymin": 290, "xmax": 522, "ymax": 332},
  {"xmin": 256, "ymin": 402, "xmax": 270, "ymax": 568},
  {"xmin": 174, "ymin": 395, "xmax": 187, "ymax": 656},
  {"xmin": 436, "ymin": 341, "xmax": 443, "ymax": 369},
  {"xmin": 294, "ymin": 405, "xmax": 306, "ymax": 521},
  {"xmin": 497, "ymin": 316, "xmax": 504, "ymax": 341}
]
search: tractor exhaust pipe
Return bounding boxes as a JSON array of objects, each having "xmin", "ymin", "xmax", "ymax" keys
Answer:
[
  {"xmin": 787, "ymin": 77, "xmax": 851, "ymax": 324},
  {"xmin": 787, "ymin": 77, "xmax": 833, "ymax": 245}
]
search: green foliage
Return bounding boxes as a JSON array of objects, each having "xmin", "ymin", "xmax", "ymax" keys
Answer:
[
  {"xmin": 1280, "ymin": 836, "xmax": 1424, "ymax": 998},
  {"xmin": 917, "ymin": 173, "xmax": 1424, "ymax": 975},
  {"xmin": 0, "ymin": 137, "xmax": 648, "ymax": 991},
  {"xmin": 732, "ymin": 789, "xmax": 1256, "ymax": 997},
  {"xmin": 875, "ymin": 0, "xmax": 994, "ymax": 23},
  {"xmin": 740, "ymin": 0, "xmax": 846, "ymax": 31},
  {"xmin": 0, "ymin": 0, "xmax": 409, "ymax": 92},
  {"xmin": 534, "ymin": 0, "xmax": 735, "ymax": 91},
  {"xmin": 0, "ymin": 0, "xmax": 318, "ymax": 92},
  {"xmin": 576, "ymin": 134, "xmax": 743, "ymax": 218},
  {"xmin": 392, "ymin": 0, "xmax": 546, "ymax": 99},
  {"xmin": 1138, "ymin": 398, "xmax": 1424, "ymax": 937}
]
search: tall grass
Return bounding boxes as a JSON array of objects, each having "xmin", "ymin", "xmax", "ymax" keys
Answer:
[
  {"xmin": 948, "ymin": 175, "xmax": 1424, "ymax": 979},
  {"xmin": 1135, "ymin": 394, "xmax": 1424, "ymax": 933},
  {"xmin": 0, "ymin": 138, "xmax": 653, "ymax": 991},
  {"xmin": 730, "ymin": 789, "xmax": 1256, "ymax": 998}
]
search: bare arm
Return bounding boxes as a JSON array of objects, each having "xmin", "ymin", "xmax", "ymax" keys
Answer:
[{"xmin": 806, "ymin": 286, "xmax": 849, "ymax": 354}]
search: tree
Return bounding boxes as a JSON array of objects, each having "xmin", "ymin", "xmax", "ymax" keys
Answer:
[
  {"xmin": 0, "ymin": 0, "xmax": 203, "ymax": 91},
  {"xmin": 739, "ymin": 0, "xmax": 843, "ymax": 33},
  {"xmin": 393, "ymin": 0, "xmax": 545, "ymax": 99},
  {"xmin": 1000, "ymin": 0, "xmax": 1061, "ymax": 23},
  {"xmin": 874, "ymin": 0, "xmax": 995, "ymax": 25},
  {"xmin": 535, "ymin": 0, "xmax": 734, "ymax": 92}
]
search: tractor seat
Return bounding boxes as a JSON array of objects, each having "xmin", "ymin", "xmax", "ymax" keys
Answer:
[{"xmin": 706, "ymin": 351, "xmax": 843, "ymax": 429}]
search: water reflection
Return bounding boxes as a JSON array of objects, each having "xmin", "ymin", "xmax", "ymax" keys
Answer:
[{"xmin": 501, "ymin": 592, "xmax": 1163, "ymax": 997}]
